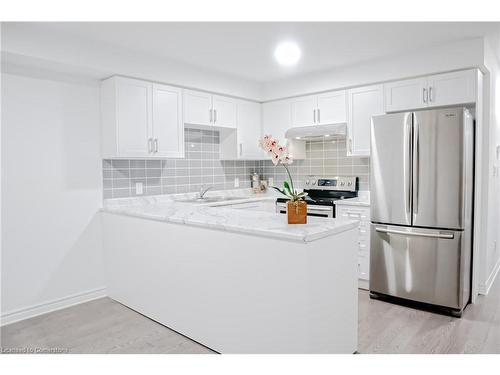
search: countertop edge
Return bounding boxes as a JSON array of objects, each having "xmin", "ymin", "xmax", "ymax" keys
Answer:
[{"xmin": 100, "ymin": 208, "xmax": 359, "ymax": 243}]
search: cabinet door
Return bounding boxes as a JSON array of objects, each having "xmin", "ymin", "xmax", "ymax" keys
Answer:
[
  {"xmin": 116, "ymin": 78, "xmax": 152, "ymax": 157},
  {"xmin": 337, "ymin": 205, "xmax": 371, "ymax": 283},
  {"xmin": 152, "ymin": 84, "xmax": 184, "ymax": 158},
  {"xmin": 263, "ymin": 99, "xmax": 306, "ymax": 160},
  {"xmin": 262, "ymin": 99, "xmax": 292, "ymax": 142},
  {"xmin": 237, "ymin": 100, "xmax": 264, "ymax": 159},
  {"xmin": 212, "ymin": 95, "xmax": 237, "ymax": 129},
  {"xmin": 384, "ymin": 77, "xmax": 427, "ymax": 112},
  {"xmin": 427, "ymin": 70, "xmax": 476, "ymax": 107},
  {"xmin": 290, "ymin": 95, "xmax": 317, "ymax": 127},
  {"xmin": 347, "ymin": 85, "xmax": 384, "ymax": 156},
  {"xmin": 317, "ymin": 90, "xmax": 347, "ymax": 125},
  {"xmin": 183, "ymin": 89, "xmax": 212, "ymax": 126}
]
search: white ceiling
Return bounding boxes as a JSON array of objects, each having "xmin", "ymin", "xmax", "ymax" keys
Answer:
[{"xmin": 3, "ymin": 22, "xmax": 499, "ymax": 83}]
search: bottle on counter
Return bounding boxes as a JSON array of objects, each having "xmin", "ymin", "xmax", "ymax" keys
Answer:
[{"xmin": 251, "ymin": 172, "xmax": 261, "ymax": 193}]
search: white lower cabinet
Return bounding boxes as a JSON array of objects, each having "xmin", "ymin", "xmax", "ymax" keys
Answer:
[{"xmin": 336, "ymin": 204, "xmax": 371, "ymax": 289}]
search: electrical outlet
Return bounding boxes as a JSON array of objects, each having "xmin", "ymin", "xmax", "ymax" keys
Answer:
[
  {"xmin": 135, "ymin": 182, "xmax": 143, "ymax": 195},
  {"xmin": 268, "ymin": 177, "xmax": 274, "ymax": 187},
  {"xmin": 234, "ymin": 177, "xmax": 239, "ymax": 188}
]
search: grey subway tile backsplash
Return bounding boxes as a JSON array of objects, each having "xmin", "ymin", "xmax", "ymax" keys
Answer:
[
  {"xmin": 102, "ymin": 130, "xmax": 370, "ymax": 198},
  {"xmin": 260, "ymin": 139, "xmax": 370, "ymax": 193}
]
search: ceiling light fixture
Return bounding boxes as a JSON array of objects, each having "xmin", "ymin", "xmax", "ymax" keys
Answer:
[{"xmin": 274, "ymin": 41, "xmax": 301, "ymax": 66}]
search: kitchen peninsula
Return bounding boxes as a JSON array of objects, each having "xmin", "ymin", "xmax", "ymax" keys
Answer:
[{"xmin": 102, "ymin": 189, "xmax": 359, "ymax": 353}]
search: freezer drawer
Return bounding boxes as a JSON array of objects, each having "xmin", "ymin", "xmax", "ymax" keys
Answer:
[{"xmin": 369, "ymin": 224, "xmax": 470, "ymax": 310}]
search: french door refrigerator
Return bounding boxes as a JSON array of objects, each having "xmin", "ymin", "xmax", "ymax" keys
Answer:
[{"xmin": 370, "ymin": 107, "xmax": 474, "ymax": 316}]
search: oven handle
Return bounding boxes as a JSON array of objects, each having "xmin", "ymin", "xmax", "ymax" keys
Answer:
[{"xmin": 276, "ymin": 203, "xmax": 333, "ymax": 212}]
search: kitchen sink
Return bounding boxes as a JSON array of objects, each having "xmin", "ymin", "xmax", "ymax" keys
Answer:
[{"xmin": 175, "ymin": 196, "xmax": 248, "ymax": 204}]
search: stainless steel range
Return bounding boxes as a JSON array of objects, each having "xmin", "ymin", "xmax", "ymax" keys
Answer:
[{"xmin": 275, "ymin": 176, "xmax": 359, "ymax": 218}]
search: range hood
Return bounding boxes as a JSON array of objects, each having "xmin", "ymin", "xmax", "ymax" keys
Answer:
[{"xmin": 285, "ymin": 123, "xmax": 347, "ymax": 141}]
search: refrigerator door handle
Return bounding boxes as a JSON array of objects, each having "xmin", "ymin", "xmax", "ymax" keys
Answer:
[
  {"xmin": 413, "ymin": 116, "xmax": 420, "ymax": 215},
  {"xmin": 375, "ymin": 227, "xmax": 454, "ymax": 239},
  {"xmin": 404, "ymin": 113, "xmax": 412, "ymax": 215}
]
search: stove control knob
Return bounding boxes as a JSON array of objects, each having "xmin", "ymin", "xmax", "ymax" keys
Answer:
[
  {"xmin": 312, "ymin": 180, "xmax": 317, "ymax": 185},
  {"xmin": 340, "ymin": 182, "xmax": 345, "ymax": 186},
  {"xmin": 348, "ymin": 181, "xmax": 352, "ymax": 186},
  {"xmin": 305, "ymin": 180, "xmax": 310, "ymax": 185}
]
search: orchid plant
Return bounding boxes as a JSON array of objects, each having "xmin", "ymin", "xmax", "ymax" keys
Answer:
[{"xmin": 258, "ymin": 135, "xmax": 307, "ymax": 202}]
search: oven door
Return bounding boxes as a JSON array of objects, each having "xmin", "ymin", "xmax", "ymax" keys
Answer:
[{"xmin": 276, "ymin": 202, "xmax": 333, "ymax": 218}]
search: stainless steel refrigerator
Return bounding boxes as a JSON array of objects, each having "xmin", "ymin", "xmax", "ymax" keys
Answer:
[{"xmin": 370, "ymin": 107, "xmax": 474, "ymax": 316}]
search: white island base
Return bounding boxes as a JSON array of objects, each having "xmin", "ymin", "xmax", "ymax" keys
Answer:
[{"xmin": 103, "ymin": 212, "xmax": 358, "ymax": 354}]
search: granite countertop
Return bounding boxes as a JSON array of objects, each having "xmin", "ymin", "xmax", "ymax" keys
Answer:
[{"xmin": 102, "ymin": 189, "xmax": 359, "ymax": 243}]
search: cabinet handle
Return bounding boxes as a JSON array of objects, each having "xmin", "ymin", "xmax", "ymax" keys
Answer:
[
  {"xmin": 317, "ymin": 108, "xmax": 320, "ymax": 123},
  {"xmin": 239, "ymin": 143, "xmax": 243, "ymax": 156},
  {"xmin": 214, "ymin": 109, "xmax": 217, "ymax": 123},
  {"xmin": 154, "ymin": 138, "xmax": 159, "ymax": 153},
  {"xmin": 429, "ymin": 87, "xmax": 433, "ymax": 102},
  {"xmin": 423, "ymin": 88, "xmax": 428, "ymax": 103},
  {"xmin": 348, "ymin": 138, "xmax": 353, "ymax": 154},
  {"xmin": 313, "ymin": 109, "xmax": 316, "ymax": 123},
  {"xmin": 209, "ymin": 109, "xmax": 213, "ymax": 123},
  {"xmin": 148, "ymin": 138, "xmax": 153, "ymax": 153}
]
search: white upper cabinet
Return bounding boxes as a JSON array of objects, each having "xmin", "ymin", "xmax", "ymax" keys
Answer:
[
  {"xmin": 212, "ymin": 95, "xmax": 238, "ymax": 129},
  {"xmin": 152, "ymin": 83, "xmax": 184, "ymax": 158},
  {"xmin": 262, "ymin": 99, "xmax": 306, "ymax": 159},
  {"xmin": 347, "ymin": 84, "xmax": 384, "ymax": 156},
  {"xmin": 183, "ymin": 89, "xmax": 212, "ymax": 126},
  {"xmin": 220, "ymin": 100, "xmax": 263, "ymax": 160},
  {"xmin": 384, "ymin": 69, "xmax": 476, "ymax": 112},
  {"xmin": 114, "ymin": 78, "xmax": 152, "ymax": 157},
  {"xmin": 291, "ymin": 90, "xmax": 346, "ymax": 127},
  {"xmin": 426, "ymin": 70, "xmax": 476, "ymax": 107},
  {"xmin": 101, "ymin": 76, "xmax": 184, "ymax": 158},
  {"xmin": 317, "ymin": 90, "xmax": 347, "ymax": 125},
  {"xmin": 236, "ymin": 100, "xmax": 263, "ymax": 159},
  {"xmin": 183, "ymin": 90, "xmax": 237, "ymax": 129},
  {"xmin": 263, "ymin": 99, "xmax": 292, "ymax": 142},
  {"xmin": 384, "ymin": 77, "xmax": 427, "ymax": 112},
  {"xmin": 291, "ymin": 95, "xmax": 317, "ymax": 127}
]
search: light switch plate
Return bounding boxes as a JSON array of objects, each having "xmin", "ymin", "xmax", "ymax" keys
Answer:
[
  {"xmin": 234, "ymin": 177, "xmax": 239, "ymax": 188},
  {"xmin": 135, "ymin": 182, "xmax": 143, "ymax": 195},
  {"xmin": 268, "ymin": 177, "xmax": 274, "ymax": 187}
]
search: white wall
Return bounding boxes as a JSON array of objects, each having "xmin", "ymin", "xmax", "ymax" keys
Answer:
[
  {"xmin": 261, "ymin": 38, "xmax": 485, "ymax": 101},
  {"xmin": 1, "ymin": 73, "xmax": 105, "ymax": 323},
  {"xmin": 479, "ymin": 30, "xmax": 500, "ymax": 293},
  {"xmin": 1, "ymin": 23, "xmax": 262, "ymax": 101}
]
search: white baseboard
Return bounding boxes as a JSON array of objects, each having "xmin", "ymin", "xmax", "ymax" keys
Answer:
[
  {"xmin": 478, "ymin": 256, "xmax": 500, "ymax": 295},
  {"xmin": 0, "ymin": 287, "xmax": 107, "ymax": 327}
]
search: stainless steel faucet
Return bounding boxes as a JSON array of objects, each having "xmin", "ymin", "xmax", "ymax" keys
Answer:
[{"xmin": 199, "ymin": 185, "xmax": 213, "ymax": 199}]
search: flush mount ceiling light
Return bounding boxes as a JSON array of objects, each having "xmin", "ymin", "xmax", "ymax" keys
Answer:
[{"xmin": 274, "ymin": 41, "xmax": 301, "ymax": 66}]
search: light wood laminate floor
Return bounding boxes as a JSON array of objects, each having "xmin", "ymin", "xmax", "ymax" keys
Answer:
[{"xmin": 2, "ymin": 275, "xmax": 499, "ymax": 354}]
